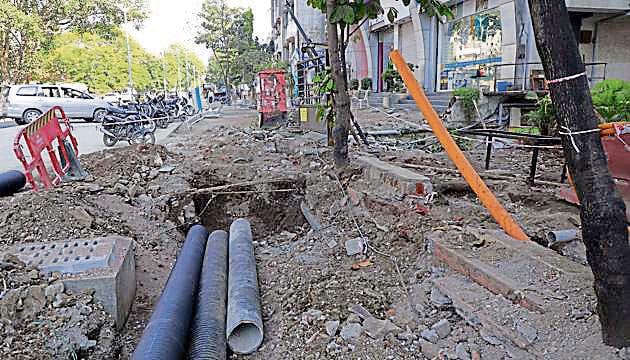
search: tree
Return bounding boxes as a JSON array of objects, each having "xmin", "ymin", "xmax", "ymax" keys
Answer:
[
  {"xmin": 0, "ymin": 0, "xmax": 147, "ymax": 83},
  {"xmin": 196, "ymin": 0, "xmax": 247, "ymax": 97},
  {"xmin": 37, "ymin": 31, "xmax": 203, "ymax": 94},
  {"xmin": 308, "ymin": 0, "xmax": 451, "ymax": 167},
  {"xmin": 528, "ymin": 0, "xmax": 630, "ymax": 347}
]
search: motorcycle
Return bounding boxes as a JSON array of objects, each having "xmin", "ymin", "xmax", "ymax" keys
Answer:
[{"xmin": 99, "ymin": 107, "xmax": 156, "ymax": 147}]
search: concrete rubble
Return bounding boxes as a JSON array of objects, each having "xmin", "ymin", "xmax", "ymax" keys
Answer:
[{"xmin": 0, "ymin": 107, "xmax": 626, "ymax": 359}]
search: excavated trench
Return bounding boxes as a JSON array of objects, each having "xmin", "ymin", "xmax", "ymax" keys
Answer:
[{"xmin": 189, "ymin": 172, "xmax": 307, "ymax": 239}]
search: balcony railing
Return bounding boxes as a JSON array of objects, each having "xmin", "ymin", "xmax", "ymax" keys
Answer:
[{"xmin": 490, "ymin": 62, "xmax": 607, "ymax": 94}]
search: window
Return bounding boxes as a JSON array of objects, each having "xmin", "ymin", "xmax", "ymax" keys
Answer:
[
  {"xmin": 16, "ymin": 86, "xmax": 38, "ymax": 96},
  {"xmin": 61, "ymin": 88, "xmax": 85, "ymax": 99},
  {"xmin": 476, "ymin": 0, "xmax": 488, "ymax": 11},
  {"xmin": 42, "ymin": 87, "xmax": 61, "ymax": 98}
]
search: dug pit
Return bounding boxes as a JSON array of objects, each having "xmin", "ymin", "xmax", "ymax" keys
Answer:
[{"xmin": 190, "ymin": 173, "xmax": 308, "ymax": 240}]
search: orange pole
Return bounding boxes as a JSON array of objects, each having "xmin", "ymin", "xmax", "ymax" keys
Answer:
[{"xmin": 390, "ymin": 50, "xmax": 529, "ymax": 241}]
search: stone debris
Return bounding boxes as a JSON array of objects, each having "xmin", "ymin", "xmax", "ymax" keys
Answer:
[
  {"xmin": 430, "ymin": 287, "xmax": 453, "ymax": 309},
  {"xmin": 345, "ymin": 237, "xmax": 366, "ymax": 256},
  {"xmin": 432, "ymin": 318, "xmax": 452, "ymax": 339},
  {"xmin": 325, "ymin": 320, "xmax": 340, "ymax": 337},
  {"xmin": 339, "ymin": 322, "xmax": 363, "ymax": 341},
  {"xmin": 421, "ymin": 328, "xmax": 439, "ymax": 343}
]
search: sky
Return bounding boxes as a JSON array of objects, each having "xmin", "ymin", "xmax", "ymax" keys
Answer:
[{"xmin": 125, "ymin": 0, "xmax": 272, "ymax": 62}]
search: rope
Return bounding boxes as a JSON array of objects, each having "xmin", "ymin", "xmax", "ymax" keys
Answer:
[
  {"xmin": 558, "ymin": 126, "xmax": 601, "ymax": 153},
  {"xmin": 547, "ymin": 72, "xmax": 586, "ymax": 84}
]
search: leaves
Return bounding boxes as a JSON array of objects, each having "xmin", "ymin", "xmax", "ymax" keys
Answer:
[
  {"xmin": 36, "ymin": 32, "xmax": 204, "ymax": 94},
  {"xmin": 197, "ymin": 0, "xmax": 272, "ymax": 86}
]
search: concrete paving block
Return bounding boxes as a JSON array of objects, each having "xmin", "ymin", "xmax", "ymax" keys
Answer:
[
  {"xmin": 9, "ymin": 236, "xmax": 135, "ymax": 329},
  {"xmin": 357, "ymin": 156, "xmax": 433, "ymax": 196}
]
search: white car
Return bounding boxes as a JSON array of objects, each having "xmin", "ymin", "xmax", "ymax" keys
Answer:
[
  {"xmin": 1, "ymin": 84, "xmax": 110, "ymax": 124},
  {"xmin": 102, "ymin": 92, "xmax": 121, "ymax": 105}
]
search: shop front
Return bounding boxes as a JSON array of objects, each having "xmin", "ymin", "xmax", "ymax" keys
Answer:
[{"xmin": 436, "ymin": 7, "xmax": 504, "ymax": 92}]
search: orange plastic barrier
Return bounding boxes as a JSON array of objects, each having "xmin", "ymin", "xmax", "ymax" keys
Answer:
[
  {"xmin": 13, "ymin": 106, "xmax": 80, "ymax": 191},
  {"xmin": 390, "ymin": 50, "xmax": 529, "ymax": 241}
]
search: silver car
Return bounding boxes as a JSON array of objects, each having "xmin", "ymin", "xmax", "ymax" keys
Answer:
[{"xmin": 1, "ymin": 84, "xmax": 110, "ymax": 125}]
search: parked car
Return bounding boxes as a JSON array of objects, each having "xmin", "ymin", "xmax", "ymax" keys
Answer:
[
  {"xmin": 0, "ymin": 84, "xmax": 111, "ymax": 125},
  {"xmin": 102, "ymin": 92, "xmax": 121, "ymax": 105}
]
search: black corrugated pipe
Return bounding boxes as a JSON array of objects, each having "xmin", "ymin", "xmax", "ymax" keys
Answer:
[
  {"xmin": 132, "ymin": 225, "xmax": 209, "ymax": 360},
  {"xmin": 0, "ymin": 170, "xmax": 26, "ymax": 196},
  {"xmin": 188, "ymin": 230, "xmax": 229, "ymax": 360},
  {"xmin": 226, "ymin": 218, "xmax": 264, "ymax": 354}
]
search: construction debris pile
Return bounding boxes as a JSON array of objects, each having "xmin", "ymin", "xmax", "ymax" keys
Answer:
[
  {"xmin": 0, "ymin": 107, "xmax": 627, "ymax": 359},
  {"xmin": 0, "ymin": 253, "xmax": 116, "ymax": 359}
]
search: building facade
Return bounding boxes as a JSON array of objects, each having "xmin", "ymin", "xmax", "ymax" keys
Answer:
[{"xmin": 272, "ymin": 0, "xmax": 630, "ymax": 94}]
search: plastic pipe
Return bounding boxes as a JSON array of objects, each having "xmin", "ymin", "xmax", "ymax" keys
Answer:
[
  {"xmin": 546, "ymin": 229, "xmax": 579, "ymax": 248},
  {"xmin": 188, "ymin": 230, "xmax": 229, "ymax": 360},
  {"xmin": 226, "ymin": 219, "xmax": 264, "ymax": 354},
  {"xmin": 0, "ymin": 170, "xmax": 26, "ymax": 196},
  {"xmin": 390, "ymin": 50, "xmax": 529, "ymax": 241},
  {"xmin": 133, "ymin": 225, "xmax": 209, "ymax": 360}
]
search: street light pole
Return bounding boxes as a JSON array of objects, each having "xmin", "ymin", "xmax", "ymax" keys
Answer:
[
  {"xmin": 162, "ymin": 51, "xmax": 167, "ymax": 93},
  {"xmin": 176, "ymin": 52, "xmax": 181, "ymax": 93},
  {"xmin": 123, "ymin": 10, "xmax": 133, "ymax": 99}
]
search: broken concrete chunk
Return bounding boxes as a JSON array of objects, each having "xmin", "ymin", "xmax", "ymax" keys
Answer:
[
  {"xmin": 340, "ymin": 322, "xmax": 363, "ymax": 341},
  {"xmin": 479, "ymin": 328, "xmax": 502, "ymax": 346},
  {"xmin": 44, "ymin": 282, "xmax": 64, "ymax": 301},
  {"xmin": 420, "ymin": 328, "xmax": 439, "ymax": 343},
  {"xmin": 158, "ymin": 165, "xmax": 176, "ymax": 174},
  {"xmin": 7, "ymin": 236, "xmax": 136, "ymax": 329},
  {"xmin": 432, "ymin": 318, "xmax": 451, "ymax": 339},
  {"xmin": 516, "ymin": 321, "xmax": 538, "ymax": 344},
  {"xmin": 362, "ymin": 316, "xmax": 401, "ymax": 340},
  {"xmin": 345, "ymin": 237, "xmax": 366, "ymax": 256},
  {"xmin": 325, "ymin": 320, "xmax": 340, "ymax": 337},
  {"xmin": 430, "ymin": 287, "xmax": 453, "ymax": 309},
  {"xmin": 419, "ymin": 339, "xmax": 440, "ymax": 358}
]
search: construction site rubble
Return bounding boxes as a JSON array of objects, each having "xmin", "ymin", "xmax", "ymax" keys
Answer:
[{"xmin": 0, "ymin": 107, "xmax": 627, "ymax": 359}]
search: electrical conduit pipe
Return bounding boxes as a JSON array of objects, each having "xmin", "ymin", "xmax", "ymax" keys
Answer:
[
  {"xmin": 0, "ymin": 170, "xmax": 26, "ymax": 196},
  {"xmin": 132, "ymin": 225, "xmax": 209, "ymax": 360},
  {"xmin": 188, "ymin": 230, "xmax": 229, "ymax": 360},
  {"xmin": 226, "ymin": 218, "xmax": 264, "ymax": 354}
]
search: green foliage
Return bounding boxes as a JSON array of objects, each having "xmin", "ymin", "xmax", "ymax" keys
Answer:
[
  {"xmin": 382, "ymin": 62, "xmax": 412, "ymax": 93},
  {"xmin": 0, "ymin": 0, "xmax": 147, "ymax": 83},
  {"xmin": 453, "ymin": 87, "xmax": 480, "ymax": 120},
  {"xmin": 360, "ymin": 77, "xmax": 372, "ymax": 90},
  {"xmin": 197, "ymin": 0, "xmax": 272, "ymax": 88},
  {"xmin": 37, "ymin": 31, "xmax": 203, "ymax": 94},
  {"xmin": 591, "ymin": 79, "xmax": 630, "ymax": 122},
  {"xmin": 349, "ymin": 78, "xmax": 359, "ymax": 90},
  {"xmin": 526, "ymin": 95, "xmax": 558, "ymax": 136}
]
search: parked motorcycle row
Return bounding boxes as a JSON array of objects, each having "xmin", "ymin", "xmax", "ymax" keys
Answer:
[{"xmin": 99, "ymin": 94, "xmax": 197, "ymax": 147}]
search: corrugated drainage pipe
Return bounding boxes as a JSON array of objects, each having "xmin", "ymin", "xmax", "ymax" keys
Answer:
[
  {"xmin": 132, "ymin": 225, "xmax": 209, "ymax": 360},
  {"xmin": 0, "ymin": 170, "xmax": 26, "ymax": 196},
  {"xmin": 226, "ymin": 218, "xmax": 264, "ymax": 354},
  {"xmin": 188, "ymin": 230, "xmax": 229, "ymax": 359}
]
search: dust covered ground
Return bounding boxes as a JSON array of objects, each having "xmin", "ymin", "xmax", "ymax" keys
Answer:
[{"xmin": 0, "ymin": 106, "xmax": 625, "ymax": 359}]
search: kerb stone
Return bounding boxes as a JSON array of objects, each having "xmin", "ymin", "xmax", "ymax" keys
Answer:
[
  {"xmin": 8, "ymin": 236, "xmax": 136, "ymax": 329},
  {"xmin": 358, "ymin": 156, "xmax": 433, "ymax": 196}
]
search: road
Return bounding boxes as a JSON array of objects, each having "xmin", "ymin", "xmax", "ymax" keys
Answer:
[{"xmin": 0, "ymin": 119, "xmax": 180, "ymax": 173}]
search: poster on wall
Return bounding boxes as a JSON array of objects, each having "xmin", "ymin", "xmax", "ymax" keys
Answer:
[{"xmin": 438, "ymin": 8, "xmax": 502, "ymax": 91}]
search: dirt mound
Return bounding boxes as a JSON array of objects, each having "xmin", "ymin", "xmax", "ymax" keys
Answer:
[{"xmin": 0, "ymin": 254, "xmax": 117, "ymax": 359}]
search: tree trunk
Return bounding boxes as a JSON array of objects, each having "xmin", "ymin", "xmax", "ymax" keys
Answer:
[
  {"xmin": 529, "ymin": 0, "xmax": 630, "ymax": 347},
  {"xmin": 326, "ymin": 0, "xmax": 351, "ymax": 167}
]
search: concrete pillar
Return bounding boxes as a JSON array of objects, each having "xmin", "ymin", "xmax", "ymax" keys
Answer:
[{"xmin": 393, "ymin": 23, "xmax": 400, "ymax": 50}]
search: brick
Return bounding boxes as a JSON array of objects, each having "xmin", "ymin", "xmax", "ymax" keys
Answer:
[
  {"xmin": 357, "ymin": 156, "xmax": 433, "ymax": 196},
  {"xmin": 9, "ymin": 236, "xmax": 136, "ymax": 329}
]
